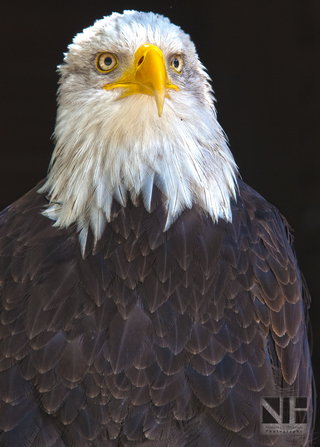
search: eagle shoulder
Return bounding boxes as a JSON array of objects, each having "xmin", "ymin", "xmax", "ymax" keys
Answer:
[{"xmin": 0, "ymin": 180, "xmax": 314, "ymax": 446}]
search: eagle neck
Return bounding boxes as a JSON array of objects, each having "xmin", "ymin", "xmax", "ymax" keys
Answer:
[{"xmin": 39, "ymin": 98, "xmax": 238, "ymax": 254}]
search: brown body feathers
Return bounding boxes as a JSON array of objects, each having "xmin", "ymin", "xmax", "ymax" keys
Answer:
[{"xmin": 0, "ymin": 179, "xmax": 314, "ymax": 446}]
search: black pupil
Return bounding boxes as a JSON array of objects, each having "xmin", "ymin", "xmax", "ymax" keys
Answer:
[
  {"xmin": 173, "ymin": 58, "xmax": 179, "ymax": 68},
  {"xmin": 104, "ymin": 56, "xmax": 113, "ymax": 66}
]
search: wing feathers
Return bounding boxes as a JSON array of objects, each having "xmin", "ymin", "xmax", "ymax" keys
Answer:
[{"xmin": 0, "ymin": 180, "xmax": 314, "ymax": 446}]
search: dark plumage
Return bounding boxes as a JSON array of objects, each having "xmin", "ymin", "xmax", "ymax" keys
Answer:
[{"xmin": 0, "ymin": 179, "xmax": 314, "ymax": 446}]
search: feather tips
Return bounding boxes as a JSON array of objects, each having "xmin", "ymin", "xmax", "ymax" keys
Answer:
[{"xmin": 0, "ymin": 178, "xmax": 314, "ymax": 446}]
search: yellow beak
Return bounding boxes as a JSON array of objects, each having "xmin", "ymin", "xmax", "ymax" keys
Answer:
[{"xmin": 103, "ymin": 44, "xmax": 179, "ymax": 117}]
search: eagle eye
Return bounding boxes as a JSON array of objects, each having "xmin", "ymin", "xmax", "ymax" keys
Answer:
[
  {"xmin": 170, "ymin": 55, "xmax": 183, "ymax": 73},
  {"xmin": 96, "ymin": 52, "xmax": 118, "ymax": 73}
]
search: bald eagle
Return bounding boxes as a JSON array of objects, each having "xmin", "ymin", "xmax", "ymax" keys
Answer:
[{"xmin": 0, "ymin": 10, "xmax": 315, "ymax": 447}]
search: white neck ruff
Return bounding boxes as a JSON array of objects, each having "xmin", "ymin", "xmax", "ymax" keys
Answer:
[{"xmin": 39, "ymin": 93, "xmax": 238, "ymax": 252}]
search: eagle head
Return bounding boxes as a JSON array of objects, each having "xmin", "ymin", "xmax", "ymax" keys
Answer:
[{"xmin": 39, "ymin": 11, "xmax": 238, "ymax": 251}]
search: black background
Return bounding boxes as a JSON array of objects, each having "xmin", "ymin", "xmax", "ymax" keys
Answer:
[{"xmin": 1, "ymin": 0, "xmax": 319, "ymax": 438}]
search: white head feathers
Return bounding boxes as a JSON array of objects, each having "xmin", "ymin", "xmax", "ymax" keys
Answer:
[{"xmin": 39, "ymin": 10, "xmax": 238, "ymax": 251}]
